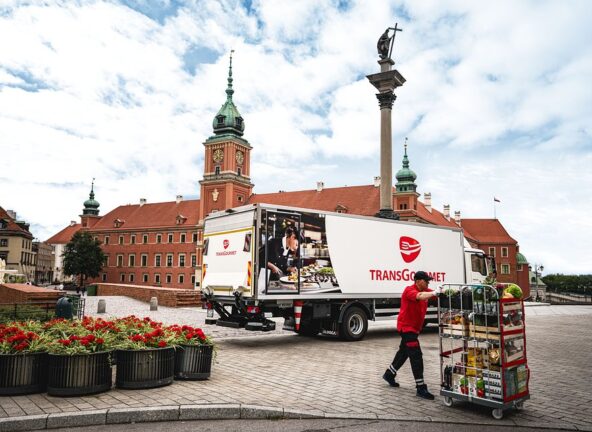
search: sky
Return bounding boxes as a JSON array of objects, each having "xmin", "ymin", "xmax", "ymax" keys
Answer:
[{"xmin": 0, "ymin": 0, "xmax": 591, "ymax": 275}]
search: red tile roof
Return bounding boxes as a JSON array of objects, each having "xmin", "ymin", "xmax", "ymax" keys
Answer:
[
  {"xmin": 459, "ymin": 219, "xmax": 517, "ymax": 244},
  {"xmin": 247, "ymin": 185, "xmax": 381, "ymax": 216},
  {"xmin": 46, "ymin": 223, "xmax": 82, "ymax": 244},
  {"xmin": 0, "ymin": 206, "xmax": 33, "ymax": 238},
  {"xmin": 90, "ymin": 199, "xmax": 200, "ymax": 231}
]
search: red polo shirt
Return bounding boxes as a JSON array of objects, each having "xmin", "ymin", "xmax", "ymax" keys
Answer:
[{"xmin": 397, "ymin": 283, "xmax": 433, "ymax": 334}]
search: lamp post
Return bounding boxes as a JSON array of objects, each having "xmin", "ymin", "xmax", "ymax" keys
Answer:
[{"xmin": 530, "ymin": 264, "xmax": 544, "ymax": 301}]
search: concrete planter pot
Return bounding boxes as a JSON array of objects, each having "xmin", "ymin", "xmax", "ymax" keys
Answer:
[
  {"xmin": 47, "ymin": 351, "xmax": 113, "ymax": 396},
  {"xmin": 115, "ymin": 347, "xmax": 174, "ymax": 389},
  {"xmin": 0, "ymin": 352, "xmax": 48, "ymax": 395},
  {"xmin": 174, "ymin": 344, "xmax": 213, "ymax": 380}
]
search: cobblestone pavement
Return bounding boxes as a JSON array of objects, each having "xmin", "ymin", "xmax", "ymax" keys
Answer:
[{"xmin": 1, "ymin": 298, "xmax": 591, "ymax": 431}]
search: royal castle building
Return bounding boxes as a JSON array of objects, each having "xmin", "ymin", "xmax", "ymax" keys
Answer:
[{"xmin": 48, "ymin": 56, "xmax": 531, "ymax": 298}]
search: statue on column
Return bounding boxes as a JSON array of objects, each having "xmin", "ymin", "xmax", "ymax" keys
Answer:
[{"xmin": 377, "ymin": 24, "xmax": 402, "ymax": 60}]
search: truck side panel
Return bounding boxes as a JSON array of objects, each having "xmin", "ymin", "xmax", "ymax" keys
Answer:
[{"xmin": 325, "ymin": 214, "xmax": 465, "ymax": 294}]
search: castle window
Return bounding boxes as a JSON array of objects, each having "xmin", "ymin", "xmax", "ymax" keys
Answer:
[
  {"xmin": 116, "ymin": 255, "xmax": 123, "ymax": 267},
  {"xmin": 130, "ymin": 235, "xmax": 136, "ymax": 244},
  {"xmin": 180, "ymin": 233, "xmax": 186, "ymax": 243},
  {"xmin": 237, "ymin": 167, "xmax": 242, "ymax": 176},
  {"xmin": 128, "ymin": 254, "xmax": 135, "ymax": 267},
  {"xmin": 399, "ymin": 203, "xmax": 408, "ymax": 210},
  {"xmin": 166, "ymin": 274, "xmax": 172, "ymax": 284},
  {"xmin": 155, "ymin": 254, "xmax": 161, "ymax": 267},
  {"xmin": 178, "ymin": 274, "xmax": 185, "ymax": 284},
  {"xmin": 168, "ymin": 233, "xmax": 174, "ymax": 243},
  {"xmin": 102, "ymin": 273, "xmax": 107, "ymax": 282},
  {"xmin": 489, "ymin": 247, "xmax": 496, "ymax": 257},
  {"xmin": 129, "ymin": 273, "xmax": 134, "ymax": 283},
  {"xmin": 215, "ymin": 166, "xmax": 221, "ymax": 175},
  {"xmin": 120, "ymin": 273, "xmax": 125, "ymax": 282},
  {"xmin": 156, "ymin": 234, "xmax": 162, "ymax": 244},
  {"xmin": 216, "ymin": 115, "xmax": 225, "ymax": 125},
  {"xmin": 0, "ymin": 239, "xmax": 7, "ymax": 247},
  {"xmin": 238, "ymin": 195, "xmax": 243, "ymax": 202},
  {"xmin": 119, "ymin": 236, "xmax": 124, "ymax": 245},
  {"xmin": 141, "ymin": 254, "xmax": 148, "ymax": 267},
  {"xmin": 142, "ymin": 274, "xmax": 148, "ymax": 283},
  {"xmin": 142, "ymin": 234, "xmax": 148, "ymax": 244},
  {"xmin": 501, "ymin": 247, "xmax": 509, "ymax": 258},
  {"xmin": 236, "ymin": 117, "xmax": 243, "ymax": 128},
  {"xmin": 501, "ymin": 264, "xmax": 510, "ymax": 274},
  {"xmin": 155, "ymin": 274, "xmax": 161, "ymax": 284},
  {"xmin": 104, "ymin": 235, "xmax": 110, "ymax": 245}
]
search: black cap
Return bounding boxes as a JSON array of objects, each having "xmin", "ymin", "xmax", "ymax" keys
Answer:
[{"xmin": 414, "ymin": 271, "xmax": 433, "ymax": 282}]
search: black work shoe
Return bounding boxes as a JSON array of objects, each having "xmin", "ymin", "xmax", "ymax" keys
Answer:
[
  {"xmin": 416, "ymin": 385, "xmax": 435, "ymax": 400},
  {"xmin": 382, "ymin": 370, "xmax": 400, "ymax": 387}
]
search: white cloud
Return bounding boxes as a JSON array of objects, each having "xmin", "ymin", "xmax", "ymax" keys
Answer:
[{"xmin": 0, "ymin": 0, "xmax": 591, "ymax": 274}]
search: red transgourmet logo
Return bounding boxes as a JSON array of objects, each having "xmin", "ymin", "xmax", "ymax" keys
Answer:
[
  {"xmin": 223, "ymin": 239, "xmax": 229, "ymax": 249},
  {"xmin": 399, "ymin": 236, "xmax": 421, "ymax": 263}
]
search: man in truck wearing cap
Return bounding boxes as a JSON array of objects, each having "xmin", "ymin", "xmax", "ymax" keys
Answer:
[{"xmin": 382, "ymin": 270, "xmax": 438, "ymax": 400}]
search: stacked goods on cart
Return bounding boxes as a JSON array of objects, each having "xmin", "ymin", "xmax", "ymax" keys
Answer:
[{"xmin": 440, "ymin": 311, "xmax": 469, "ymax": 337}]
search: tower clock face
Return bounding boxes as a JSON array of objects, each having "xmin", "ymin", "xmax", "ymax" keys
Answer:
[
  {"xmin": 235, "ymin": 150, "xmax": 244, "ymax": 164},
  {"xmin": 212, "ymin": 149, "xmax": 224, "ymax": 163}
]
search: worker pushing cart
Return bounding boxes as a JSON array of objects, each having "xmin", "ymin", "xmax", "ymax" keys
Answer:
[{"xmin": 437, "ymin": 283, "xmax": 530, "ymax": 420}]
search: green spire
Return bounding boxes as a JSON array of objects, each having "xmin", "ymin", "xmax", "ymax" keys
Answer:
[
  {"xmin": 82, "ymin": 178, "xmax": 100, "ymax": 216},
  {"xmin": 395, "ymin": 138, "xmax": 418, "ymax": 193},
  {"xmin": 212, "ymin": 50, "xmax": 245, "ymax": 137}
]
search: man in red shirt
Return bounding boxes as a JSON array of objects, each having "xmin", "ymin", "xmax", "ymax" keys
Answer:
[{"xmin": 383, "ymin": 271, "xmax": 438, "ymax": 400}]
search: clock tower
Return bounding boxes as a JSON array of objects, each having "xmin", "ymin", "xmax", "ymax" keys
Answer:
[{"xmin": 199, "ymin": 52, "xmax": 254, "ymax": 220}]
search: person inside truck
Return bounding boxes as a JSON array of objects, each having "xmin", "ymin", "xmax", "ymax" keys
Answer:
[
  {"xmin": 260, "ymin": 226, "xmax": 300, "ymax": 280},
  {"xmin": 382, "ymin": 270, "xmax": 439, "ymax": 400}
]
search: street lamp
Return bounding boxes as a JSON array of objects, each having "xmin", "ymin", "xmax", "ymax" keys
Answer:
[{"xmin": 529, "ymin": 264, "xmax": 544, "ymax": 301}]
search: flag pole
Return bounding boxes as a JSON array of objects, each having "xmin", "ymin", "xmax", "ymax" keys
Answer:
[{"xmin": 493, "ymin": 197, "xmax": 496, "ymax": 219}]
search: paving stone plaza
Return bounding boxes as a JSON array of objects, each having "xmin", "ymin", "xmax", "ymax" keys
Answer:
[{"xmin": 1, "ymin": 298, "xmax": 591, "ymax": 431}]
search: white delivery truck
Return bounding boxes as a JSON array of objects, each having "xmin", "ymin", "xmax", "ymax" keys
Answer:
[{"xmin": 201, "ymin": 203, "xmax": 493, "ymax": 341}]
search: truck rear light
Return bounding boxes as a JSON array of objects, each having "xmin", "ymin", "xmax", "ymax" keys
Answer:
[
  {"xmin": 247, "ymin": 306, "xmax": 260, "ymax": 314},
  {"xmin": 206, "ymin": 302, "xmax": 213, "ymax": 310}
]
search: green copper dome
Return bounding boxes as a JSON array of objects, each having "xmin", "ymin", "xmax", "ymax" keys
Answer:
[
  {"xmin": 395, "ymin": 141, "xmax": 417, "ymax": 193},
  {"xmin": 516, "ymin": 252, "xmax": 528, "ymax": 265},
  {"xmin": 82, "ymin": 180, "xmax": 100, "ymax": 216},
  {"xmin": 212, "ymin": 52, "xmax": 245, "ymax": 137}
]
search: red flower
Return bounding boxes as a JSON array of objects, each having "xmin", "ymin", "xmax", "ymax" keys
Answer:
[
  {"xmin": 80, "ymin": 339, "xmax": 90, "ymax": 346},
  {"xmin": 157, "ymin": 341, "xmax": 167, "ymax": 347},
  {"xmin": 96, "ymin": 338, "xmax": 105, "ymax": 344},
  {"xmin": 85, "ymin": 334, "xmax": 96, "ymax": 342},
  {"xmin": 59, "ymin": 339, "xmax": 72, "ymax": 346},
  {"xmin": 131, "ymin": 334, "xmax": 144, "ymax": 342}
]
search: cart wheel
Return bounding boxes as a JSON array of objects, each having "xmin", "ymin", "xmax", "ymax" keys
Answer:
[
  {"xmin": 443, "ymin": 396, "xmax": 454, "ymax": 407},
  {"xmin": 515, "ymin": 401, "xmax": 524, "ymax": 411},
  {"xmin": 492, "ymin": 408, "xmax": 504, "ymax": 420}
]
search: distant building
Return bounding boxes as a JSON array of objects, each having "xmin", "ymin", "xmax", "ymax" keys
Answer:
[
  {"xmin": 48, "ymin": 55, "xmax": 529, "ymax": 292},
  {"xmin": 32, "ymin": 241, "xmax": 54, "ymax": 285},
  {"xmin": 0, "ymin": 206, "xmax": 35, "ymax": 282},
  {"xmin": 46, "ymin": 221, "xmax": 82, "ymax": 283}
]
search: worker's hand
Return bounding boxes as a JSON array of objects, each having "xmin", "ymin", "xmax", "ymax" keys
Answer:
[{"xmin": 269, "ymin": 263, "xmax": 281, "ymax": 274}]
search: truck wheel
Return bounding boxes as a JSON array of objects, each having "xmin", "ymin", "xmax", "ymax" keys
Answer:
[{"xmin": 339, "ymin": 306, "xmax": 368, "ymax": 341}]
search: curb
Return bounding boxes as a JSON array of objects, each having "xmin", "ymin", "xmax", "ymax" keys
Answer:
[{"xmin": 0, "ymin": 404, "xmax": 586, "ymax": 432}]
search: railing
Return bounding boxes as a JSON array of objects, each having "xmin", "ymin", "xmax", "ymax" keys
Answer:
[
  {"xmin": 0, "ymin": 294, "xmax": 86, "ymax": 323},
  {"xmin": 546, "ymin": 292, "xmax": 592, "ymax": 305}
]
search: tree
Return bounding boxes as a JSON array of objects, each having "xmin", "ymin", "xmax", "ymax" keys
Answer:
[{"xmin": 62, "ymin": 231, "xmax": 105, "ymax": 287}]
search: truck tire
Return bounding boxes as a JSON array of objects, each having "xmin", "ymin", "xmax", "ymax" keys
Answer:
[{"xmin": 339, "ymin": 306, "xmax": 368, "ymax": 341}]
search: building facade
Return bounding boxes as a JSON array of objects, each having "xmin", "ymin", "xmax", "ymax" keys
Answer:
[{"xmin": 0, "ymin": 206, "xmax": 35, "ymax": 282}]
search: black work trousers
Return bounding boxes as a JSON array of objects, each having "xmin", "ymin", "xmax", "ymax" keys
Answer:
[{"xmin": 390, "ymin": 332, "xmax": 424, "ymax": 385}]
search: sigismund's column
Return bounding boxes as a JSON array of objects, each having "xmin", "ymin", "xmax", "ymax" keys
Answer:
[{"xmin": 367, "ymin": 25, "xmax": 406, "ymax": 219}]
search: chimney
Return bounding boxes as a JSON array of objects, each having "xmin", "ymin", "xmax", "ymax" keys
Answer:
[
  {"xmin": 139, "ymin": 198, "xmax": 147, "ymax": 206},
  {"xmin": 443, "ymin": 204, "xmax": 450, "ymax": 220},
  {"xmin": 69, "ymin": 220, "xmax": 77, "ymax": 226},
  {"xmin": 373, "ymin": 176, "xmax": 381, "ymax": 187},
  {"xmin": 176, "ymin": 195, "xmax": 183, "ymax": 204},
  {"xmin": 454, "ymin": 210, "xmax": 461, "ymax": 225},
  {"xmin": 6, "ymin": 210, "xmax": 16, "ymax": 220},
  {"xmin": 316, "ymin": 181, "xmax": 324, "ymax": 192},
  {"xmin": 424, "ymin": 192, "xmax": 432, "ymax": 213}
]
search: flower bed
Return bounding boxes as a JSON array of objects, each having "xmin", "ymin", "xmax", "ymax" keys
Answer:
[{"xmin": 0, "ymin": 316, "xmax": 215, "ymax": 395}]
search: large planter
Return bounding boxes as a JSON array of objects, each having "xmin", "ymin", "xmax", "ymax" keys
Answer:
[
  {"xmin": 0, "ymin": 352, "xmax": 47, "ymax": 395},
  {"xmin": 47, "ymin": 351, "xmax": 113, "ymax": 396},
  {"xmin": 174, "ymin": 344, "xmax": 214, "ymax": 380},
  {"xmin": 116, "ymin": 347, "xmax": 174, "ymax": 389}
]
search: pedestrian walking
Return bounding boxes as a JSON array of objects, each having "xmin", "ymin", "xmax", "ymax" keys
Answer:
[
  {"xmin": 383, "ymin": 271, "xmax": 438, "ymax": 400},
  {"xmin": 81, "ymin": 285, "xmax": 86, "ymax": 296}
]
